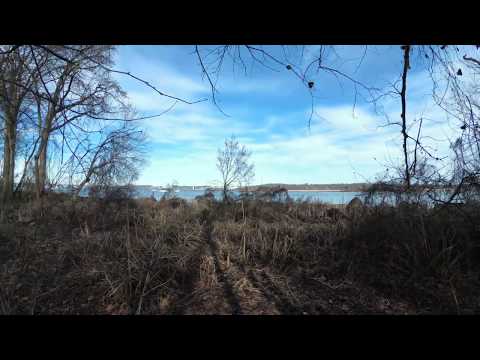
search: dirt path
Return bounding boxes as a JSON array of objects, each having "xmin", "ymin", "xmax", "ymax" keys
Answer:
[
  {"xmin": 173, "ymin": 211, "xmax": 418, "ymax": 315},
  {"xmin": 204, "ymin": 219, "xmax": 243, "ymax": 314},
  {"xmin": 170, "ymin": 211, "xmax": 244, "ymax": 315}
]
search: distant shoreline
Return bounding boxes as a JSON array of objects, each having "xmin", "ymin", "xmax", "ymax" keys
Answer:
[
  {"xmin": 144, "ymin": 188, "xmax": 363, "ymax": 193},
  {"xmin": 286, "ymin": 189, "xmax": 360, "ymax": 192}
]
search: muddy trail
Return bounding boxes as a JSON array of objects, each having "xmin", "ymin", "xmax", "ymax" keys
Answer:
[{"xmin": 172, "ymin": 210, "xmax": 417, "ymax": 315}]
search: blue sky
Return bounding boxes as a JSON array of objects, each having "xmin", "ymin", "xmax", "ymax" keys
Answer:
[{"xmin": 112, "ymin": 45, "xmax": 462, "ymax": 186}]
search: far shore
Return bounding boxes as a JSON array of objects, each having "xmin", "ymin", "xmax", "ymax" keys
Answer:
[
  {"xmin": 234, "ymin": 189, "xmax": 363, "ymax": 192},
  {"xmin": 285, "ymin": 189, "xmax": 361, "ymax": 192}
]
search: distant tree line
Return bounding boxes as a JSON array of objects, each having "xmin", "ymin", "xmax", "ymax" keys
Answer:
[{"xmin": 245, "ymin": 183, "xmax": 368, "ymax": 192}]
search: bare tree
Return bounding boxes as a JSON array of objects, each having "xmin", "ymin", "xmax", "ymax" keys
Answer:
[
  {"xmin": 365, "ymin": 45, "xmax": 456, "ymax": 200},
  {"xmin": 72, "ymin": 123, "xmax": 146, "ymax": 197},
  {"xmin": 217, "ymin": 135, "xmax": 254, "ymax": 202},
  {"xmin": 0, "ymin": 44, "xmax": 198, "ymax": 204},
  {"xmin": 0, "ymin": 46, "xmax": 38, "ymax": 201},
  {"xmin": 161, "ymin": 180, "xmax": 179, "ymax": 200},
  {"xmin": 25, "ymin": 46, "xmax": 131, "ymax": 199},
  {"xmin": 399, "ymin": 45, "xmax": 412, "ymax": 188},
  {"xmin": 409, "ymin": 45, "xmax": 480, "ymax": 203},
  {"xmin": 445, "ymin": 52, "xmax": 480, "ymax": 202}
]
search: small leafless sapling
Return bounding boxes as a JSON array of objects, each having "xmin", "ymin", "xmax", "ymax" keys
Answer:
[{"xmin": 217, "ymin": 135, "xmax": 254, "ymax": 202}]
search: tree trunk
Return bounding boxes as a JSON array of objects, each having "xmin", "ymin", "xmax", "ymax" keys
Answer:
[
  {"xmin": 2, "ymin": 113, "xmax": 17, "ymax": 203},
  {"xmin": 33, "ymin": 72, "xmax": 68, "ymax": 200},
  {"xmin": 34, "ymin": 130, "xmax": 49, "ymax": 200},
  {"xmin": 400, "ymin": 45, "xmax": 411, "ymax": 188},
  {"xmin": 223, "ymin": 183, "xmax": 229, "ymax": 202}
]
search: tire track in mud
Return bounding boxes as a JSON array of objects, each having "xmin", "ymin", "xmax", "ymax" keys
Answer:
[
  {"xmin": 203, "ymin": 215, "xmax": 243, "ymax": 315},
  {"xmin": 192, "ymin": 210, "xmax": 364, "ymax": 315},
  {"xmin": 229, "ymin": 258, "xmax": 307, "ymax": 314},
  {"xmin": 170, "ymin": 210, "xmax": 243, "ymax": 315},
  {"xmin": 206, "ymin": 213, "xmax": 310, "ymax": 314},
  {"xmin": 171, "ymin": 241, "xmax": 208, "ymax": 314}
]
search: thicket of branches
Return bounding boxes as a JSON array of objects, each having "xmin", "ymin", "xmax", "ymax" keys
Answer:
[
  {"xmin": 379, "ymin": 45, "xmax": 480, "ymax": 204},
  {"xmin": 194, "ymin": 45, "xmax": 480, "ymax": 205},
  {"xmin": 0, "ymin": 45, "xmax": 151, "ymax": 205}
]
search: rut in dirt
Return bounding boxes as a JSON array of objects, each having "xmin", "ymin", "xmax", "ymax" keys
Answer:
[{"xmin": 203, "ymin": 211, "xmax": 243, "ymax": 315}]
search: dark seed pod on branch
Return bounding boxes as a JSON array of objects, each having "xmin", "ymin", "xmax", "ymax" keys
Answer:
[
  {"xmin": 308, "ymin": 81, "xmax": 314, "ymax": 88},
  {"xmin": 457, "ymin": 68, "xmax": 463, "ymax": 76},
  {"xmin": 286, "ymin": 65, "xmax": 292, "ymax": 70}
]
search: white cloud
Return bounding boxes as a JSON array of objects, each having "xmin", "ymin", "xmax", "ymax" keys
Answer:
[
  {"xmin": 311, "ymin": 105, "xmax": 379, "ymax": 134},
  {"xmin": 139, "ymin": 150, "xmax": 220, "ymax": 187},
  {"xmin": 136, "ymin": 91, "xmax": 461, "ymax": 186},
  {"xmin": 135, "ymin": 102, "xmax": 404, "ymax": 185},
  {"xmin": 140, "ymin": 104, "xmax": 254, "ymax": 145}
]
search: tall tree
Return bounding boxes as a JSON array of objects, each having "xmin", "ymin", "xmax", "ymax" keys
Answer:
[
  {"xmin": 28, "ymin": 45, "xmax": 128, "ymax": 198},
  {"xmin": 0, "ymin": 46, "xmax": 37, "ymax": 201},
  {"xmin": 400, "ymin": 45, "xmax": 411, "ymax": 188}
]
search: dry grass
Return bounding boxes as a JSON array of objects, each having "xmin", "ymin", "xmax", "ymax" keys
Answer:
[{"xmin": 1, "ymin": 194, "xmax": 479, "ymax": 314}]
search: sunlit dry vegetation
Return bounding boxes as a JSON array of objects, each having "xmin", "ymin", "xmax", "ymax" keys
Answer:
[
  {"xmin": 1, "ymin": 191, "xmax": 479, "ymax": 314},
  {"xmin": 2, "ymin": 45, "xmax": 480, "ymax": 314}
]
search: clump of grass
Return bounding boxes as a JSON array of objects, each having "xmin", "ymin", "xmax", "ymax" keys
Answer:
[
  {"xmin": 336, "ymin": 201, "xmax": 480, "ymax": 311},
  {"xmin": 1, "ymin": 194, "xmax": 207, "ymax": 314},
  {"xmin": 213, "ymin": 219, "xmax": 342, "ymax": 272}
]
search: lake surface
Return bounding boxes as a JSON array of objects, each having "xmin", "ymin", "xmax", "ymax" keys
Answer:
[
  {"xmin": 136, "ymin": 189, "xmax": 363, "ymax": 205},
  {"xmin": 74, "ymin": 186, "xmax": 466, "ymax": 206}
]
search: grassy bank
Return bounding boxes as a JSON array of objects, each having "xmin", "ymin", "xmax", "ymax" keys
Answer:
[{"xmin": 1, "ymin": 193, "xmax": 479, "ymax": 314}]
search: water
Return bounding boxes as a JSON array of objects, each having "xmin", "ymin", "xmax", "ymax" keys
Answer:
[
  {"xmin": 137, "ymin": 189, "xmax": 363, "ymax": 205},
  {"xmin": 136, "ymin": 189, "xmax": 468, "ymax": 206},
  {"xmin": 68, "ymin": 186, "xmax": 469, "ymax": 206}
]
